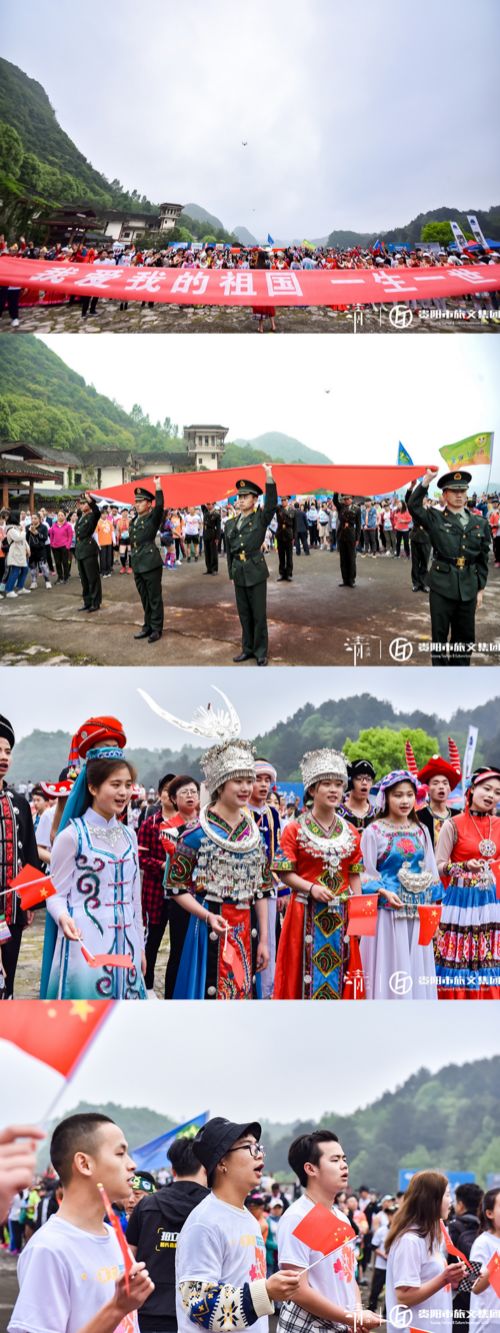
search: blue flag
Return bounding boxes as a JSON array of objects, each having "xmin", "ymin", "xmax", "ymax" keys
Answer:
[
  {"xmin": 267, "ymin": 233, "xmax": 274, "ymax": 245},
  {"xmin": 398, "ymin": 442, "xmax": 414, "ymax": 465},
  {"xmin": 132, "ymin": 1111, "xmax": 209, "ymax": 1170}
]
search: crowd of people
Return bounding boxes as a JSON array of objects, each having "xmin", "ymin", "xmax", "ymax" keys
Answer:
[
  {"xmin": 1, "ymin": 235, "xmax": 500, "ymax": 329},
  {"xmin": 2, "ymin": 1114, "xmax": 500, "ymax": 1333},
  {"xmin": 1, "ymin": 706, "xmax": 499, "ymax": 1002}
]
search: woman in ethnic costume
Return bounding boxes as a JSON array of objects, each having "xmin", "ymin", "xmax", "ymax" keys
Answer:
[
  {"xmin": 359, "ymin": 771, "xmax": 442, "ymax": 1001},
  {"xmin": 139, "ymin": 688, "xmax": 272, "ymax": 1000},
  {"xmin": 434, "ymin": 766, "xmax": 500, "ymax": 999},
  {"xmin": 273, "ymin": 749, "xmax": 364, "ymax": 1000},
  {"xmin": 40, "ymin": 716, "xmax": 147, "ymax": 1001}
]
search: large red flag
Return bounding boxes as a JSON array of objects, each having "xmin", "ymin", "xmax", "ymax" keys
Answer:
[
  {"xmin": 440, "ymin": 1221, "xmax": 471, "ymax": 1267},
  {"xmin": 487, "ymin": 1250, "xmax": 500, "ymax": 1298},
  {"xmin": 293, "ymin": 1203, "xmax": 355, "ymax": 1254},
  {"xmin": 0, "ymin": 1001, "xmax": 113, "ymax": 1077},
  {"xmin": 92, "ymin": 463, "xmax": 424, "ymax": 510},
  {"xmin": 11, "ymin": 864, "xmax": 57, "ymax": 910},
  {"xmin": 418, "ymin": 905, "xmax": 442, "ymax": 946},
  {"xmin": 97, "ymin": 1183, "xmax": 134, "ymax": 1293},
  {"xmin": 347, "ymin": 894, "xmax": 379, "ymax": 938}
]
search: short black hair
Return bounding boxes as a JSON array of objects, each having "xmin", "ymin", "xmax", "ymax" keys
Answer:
[
  {"xmin": 288, "ymin": 1129, "xmax": 339, "ymax": 1188},
  {"xmin": 167, "ymin": 1137, "xmax": 202, "ymax": 1178},
  {"xmin": 158, "ymin": 773, "xmax": 176, "ymax": 794},
  {"xmin": 50, "ymin": 1113, "xmax": 115, "ymax": 1186},
  {"xmin": 455, "ymin": 1182, "xmax": 484, "ymax": 1213}
]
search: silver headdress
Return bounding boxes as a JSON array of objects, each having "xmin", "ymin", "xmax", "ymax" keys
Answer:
[
  {"xmin": 300, "ymin": 748, "xmax": 348, "ymax": 794},
  {"xmin": 138, "ymin": 687, "xmax": 256, "ymax": 796}
]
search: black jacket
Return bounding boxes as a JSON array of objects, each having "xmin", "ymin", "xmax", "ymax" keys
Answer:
[{"xmin": 127, "ymin": 1180, "xmax": 209, "ymax": 1333}]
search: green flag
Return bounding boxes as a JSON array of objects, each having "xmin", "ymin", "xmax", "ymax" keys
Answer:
[{"xmin": 439, "ymin": 432, "xmax": 493, "ymax": 467}]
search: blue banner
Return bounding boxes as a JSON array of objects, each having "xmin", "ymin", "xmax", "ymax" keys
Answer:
[
  {"xmin": 399, "ymin": 1169, "xmax": 475, "ymax": 1193},
  {"xmin": 132, "ymin": 1111, "xmax": 209, "ymax": 1170}
]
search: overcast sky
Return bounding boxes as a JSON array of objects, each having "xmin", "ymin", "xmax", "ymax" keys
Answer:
[
  {"xmin": 2, "ymin": 1004, "xmax": 499, "ymax": 1125},
  {"xmin": 3, "ymin": 0, "xmax": 499, "ymax": 237},
  {"xmin": 38, "ymin": 334, "xmax": 500, "ymax": 488},
  {"xmin": 2, "ymin": 666, "xmax": 498, "ymax": 747}
]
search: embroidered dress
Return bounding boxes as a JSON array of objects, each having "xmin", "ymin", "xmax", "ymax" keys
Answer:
[
  {"xmin": 165, "ymin": 807, "xmax": 272, "ymax": 1000},
  {"xmin": 435, "ymin": 810, "xmax": 500, "ymax": 999},
  {"xmin": 359, "ymin": 822, "xmax": 442, "ymax": 1001},
  {"xmin": 45, "ymin": 810, "xmax": 146, "ymax": 1000},
  {"xmin": 272, "ymin": 810, "xmax": 362, "ymax": 1000}
]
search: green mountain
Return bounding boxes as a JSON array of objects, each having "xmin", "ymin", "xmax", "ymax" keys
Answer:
[
  {"xmin": 326, "ymin": 206, "xmax": 500, "ymax": 248},
  {"xmin": 234, "ymin": 432, "xmax": 332, "ymax": 466},
  {"xmin": 181, "ymin": 203, "xmax": 227, "ymax": 231},
  {"xmin": 0, "ymin": 58, "xmax": 156, "ymax": 217},
  {"xmin": 233, "ymin": 225, "xmax": 259, "ymax": 245},
  {"xmin": 8, "ymin": 692, "xmax": 499, "ymax": 787},
  {"xmin": 42, "ymin": 1056, "xmax": 500, "ymax": 1189}
]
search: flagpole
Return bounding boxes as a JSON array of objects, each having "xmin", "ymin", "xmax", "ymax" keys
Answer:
[{"xmin": 486, "ymin": 431, "xmax": 495, "ymax": 495}]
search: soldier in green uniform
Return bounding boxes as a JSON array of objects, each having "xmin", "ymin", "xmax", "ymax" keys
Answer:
[
  {"xmin": 75, "ymin": 491, "xmax": 102, "ymax": 613},
  {"xmin": 130, "ymin": 477, "xmax": 165, "ymax": 644},
  {"xmin": 407, "ymin": 466, "xmax": 491, "ymax": 666},
  {"xmin": 225, "ymin": 463, "xmax": 277, "ymax": 666}
]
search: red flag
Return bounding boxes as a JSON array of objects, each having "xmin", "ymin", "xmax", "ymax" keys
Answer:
[
  {"xmin": 440, "ymin": 1221, "xmax": 471, "ymax": 1267},
  {"xmin": 11, "ymin": 864, "xmax": 57, "ymax": 910},
  {"xmin": 418, "ymin": 905, "xmax": 442, "ymax": 946},
  {"xmin": 293, "ymin": 1203, "xmax": 355, "ymax": 1254},
  {"xmin": 90, "ymin": 463, "xmax": 425, "ymax": 510},
  {"xmin": 487, "ymin": 1250, "xmax": 500, "ymax": 1297},
  {"xmin": 97, "ymin": 1183, "xmax": 134, "ymax": 1293},
  {"xmin": 81, "ymin": 946, "xmax": 133, "ymax": 969},
  {"xmin": 347, "ymin": 894, "xmax": 379, "ymax": 937},
  {"xmin": 0, "ymin": 1000, "xmax": 112, "ymax": 1077}
]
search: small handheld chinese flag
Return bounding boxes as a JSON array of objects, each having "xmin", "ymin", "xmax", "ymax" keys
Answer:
[
  {"xmin": 293, "ymin": 1203, "xmax": 355, "ymax": 1257},
  {"xmin": 347, "ymin": 894, "xmax": 378, "ymax": 938},
  {"xmin": 418, "ymin": 905, "xmax": 442, "ymax": 947},
  {"xmin": 81, "ymin": 946, "xmax": 133, "ymax": 970},
  {"xmin": 11, "ymin": 865, "xmax": 56, "ymax": 910},
  {"xmin": 97, "ymin": 1183, "xmax": 134, "ymax": 1293},
  {"xmin": 487, "ymin": 1250, "xmax": 500, "ymax": 1298},
  {"xmin": 440, "ymin": 1221, "xmax": 471, "ymax": 1268}
]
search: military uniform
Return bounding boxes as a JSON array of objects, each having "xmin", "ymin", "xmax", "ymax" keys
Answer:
[
  {"xmin": 75, "ymin": 497, "xmax": 101, "ymax": 611},
  {"xmin": 276, "ymin": 504, "xmax": 295, "ymax": 580},
  {"xmin": 202, "ymin": 505, "xmax": 222, "ymax": 574},
  {"xmin": 407, "ymin": 471, "xmax": 491, "ymax": 666},
  {"xmin": 130, "ymin": 485, "xmax": 165, "ymax": 641},
  {"xmin": 332, "ymin": 493, "xmax": 361, "ymax": 586},
  {"xmin": 226, "ymin": 478, "xmax": 278, "ymax": 663},
  {"xmin": 405, "ymin": 484, "xmax": 431, "ymax": 592}
]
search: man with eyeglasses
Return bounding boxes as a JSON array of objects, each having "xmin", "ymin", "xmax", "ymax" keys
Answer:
[
  {"xmin": 176, "ymin": 1118, "xmax": 300, "ymax": 1333},
  {"xmin": 277, "ymin": 1130, "xmax": 381, "ymax": 1333}
]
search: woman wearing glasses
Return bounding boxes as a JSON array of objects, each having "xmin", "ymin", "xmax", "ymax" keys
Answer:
[{"xmin": 176, "ymin": 1117, "xmax": 300, "ymax": 1333}]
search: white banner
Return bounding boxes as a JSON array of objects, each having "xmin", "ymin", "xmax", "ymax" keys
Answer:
[
  {"xmin": 450, "ymin": 220, "xmax": 468, "ymax": 251},
  {"xmin": 467, "ymin": 213, "xmax": 489, "ymax": 250},
  {"xmin": 462, "ymin": 726, "xmax": 479, "ymax": 787}
]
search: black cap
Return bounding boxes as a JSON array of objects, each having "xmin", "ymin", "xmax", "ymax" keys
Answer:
[
  {"xmin": 0, "ymin": 715, "xmax": 15, "ymax": 748},
  {"xmin": 348, "ymin": 759, "xmax": 376, "ymax": 788},
  {"xmin": 192, "ymin": 1116, "xmax": 262, "ymax": 1177},
  {"xmin": 437, "ymin": 471, "xmax": 472, "ymax": 492},
  {"xmin": 131, "ymin": 1171, "xmax": 156, "ymax": 1193},
  {"xmin": 134, "ymin": 486, "xmax": 155, "ymax": 502},
  {"xmin": 235, "ymin": 479, "xmax": 263, "ymax": 497}
]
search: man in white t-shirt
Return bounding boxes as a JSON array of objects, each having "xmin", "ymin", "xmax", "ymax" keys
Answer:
[
  {"xmin": 277, "ymin": 1130, "xmax": 382, "ymax": 1333},
  {"xmin": 8, "ymin": 1111, "xmax": 154, "ymax": 1333},
  {"xmin": 176, "ymin": 1117, "xmax": 300, "ymax": 1333}
]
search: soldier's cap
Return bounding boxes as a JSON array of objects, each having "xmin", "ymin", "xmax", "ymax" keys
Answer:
[
  {"xmin": 437, "ymin": 471, "xmax": 472, "ymax": 492},
  {"xmin": 192, "ymin": 1116, "xmax": 262, "ymax": 1177},
  {"xmin": 235, "ymin": 479, "xmax": 263, "ymax": 498},
  {"xmin": 134, "ymin": 486, "xmax": 155, "ymax": 502}
]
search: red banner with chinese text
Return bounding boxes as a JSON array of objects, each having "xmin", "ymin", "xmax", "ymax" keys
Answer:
[
  {"xmin": 2, "ymin": 258, "xmax": 500, "ymax": 306},
  {"xmin": 93, "ymin": 463, "xmax": 425, "ymax": 507}
]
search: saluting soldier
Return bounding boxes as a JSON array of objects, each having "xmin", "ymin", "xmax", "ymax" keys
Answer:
[
  {"xmin": 75, "ymin": 491, "xmax": 102, "ymax": 613},
  {"xmin": 225, "ymin": 463, "xmax": 278, "ymax": 666},
  {"xmin": 276, "ymin": 495, "xmax": 295, "ymax": 582},
  {"xmin": 332, "ymin": 492, "xmax": 361, "ymax": 587},
  {"xmin": 130, "ymin": 476, "xmax": 165, "ymax": 644},
  {"xmin": 407, "ymin": 467, "xmax": 491, "ymax": 666}
]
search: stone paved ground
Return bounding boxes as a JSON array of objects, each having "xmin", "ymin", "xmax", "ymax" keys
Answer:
[
  {"xmin": 3, "ymin": 300, "xmax": 500, "ymax": 333},
  {"xmin": 1, "ymin": 547, "xmax": 499, "ymax": 666}
]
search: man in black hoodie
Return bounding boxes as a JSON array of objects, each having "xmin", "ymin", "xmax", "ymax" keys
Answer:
[
  {"xmin": 448, "ymin": 1182, "xmax": 484, "ymax": 1333},
  {"xmin": 127, "ymin": 1137, "xmax": 209, "ymax": 1333}
]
